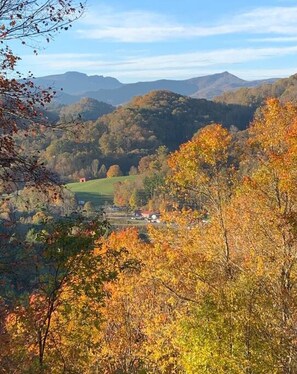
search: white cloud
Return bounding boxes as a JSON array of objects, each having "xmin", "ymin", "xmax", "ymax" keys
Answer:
[
  {"xmin": 77, "ymin": 7, "xmax": 185, "ymax": 42},
  {"xmin": 228, "ymin": 68, "xmax": 297, "ymax": 80},
  {"xmin": 249, "ymin": 36, "xmax": 297, "ymax": 43},
  {"xmin": 76, "ymin": 6, "xmax": 297, "ymax": 42},
  {"xmin": 124, "ymin": 46, "xmax": 297, "ymax": 70}
]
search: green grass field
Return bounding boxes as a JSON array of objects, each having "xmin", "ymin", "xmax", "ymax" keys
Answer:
[{"xmin": 67, "ymin": 175, "xmax": 136, "ymax": 206}]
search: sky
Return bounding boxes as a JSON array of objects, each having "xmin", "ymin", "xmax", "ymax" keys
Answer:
[{"xmin": 15, "ymin": 0, "xmax": 297, "ymax": 82}]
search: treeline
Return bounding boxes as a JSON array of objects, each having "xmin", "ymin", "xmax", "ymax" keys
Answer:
[
  {"xmin": 2, "ymin": 99, "xmax": 297, "ymax": 372},
  {"xmin": 18, "ymin": 90, "xmax": 253, "ymax": 182},
  {"xmin": 113, "ymin": 145, "xmax": 169, "ymax": 209}
]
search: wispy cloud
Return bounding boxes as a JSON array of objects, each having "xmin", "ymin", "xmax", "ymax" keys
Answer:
[
  {"xmin": 77, "ymin": 7, "xmax": 186, "ymax": 42},
  {"xmin": 20, "ymin": 45, "xmax": 297, "ymax": 80},
  {"xmin": 249, "ymin": 36, "xmax": 297, "ymax": 43},
  {"xmin": 76, "ymin": 6, "xmax": 297, "ymax": 42}
]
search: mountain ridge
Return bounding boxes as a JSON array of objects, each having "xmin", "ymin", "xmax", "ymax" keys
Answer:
[
  {"xmin": 33, "ymin": 71, "xmax": 279, "ymax": 106},
  {"xmin": 215, "ymin": 73, "xmax": 297, "ymax": 107},
  {"xmin": 33, "ymin": 71, "xmax": 123, "ymax": 96}
]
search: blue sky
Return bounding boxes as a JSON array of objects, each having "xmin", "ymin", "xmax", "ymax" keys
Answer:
[{"xmin": 16, "ymin": 0, "xmax": 297, "ymax": 82}]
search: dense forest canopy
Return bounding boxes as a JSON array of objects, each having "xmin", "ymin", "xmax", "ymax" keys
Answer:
[{"xmin": 17, "ymin": 90, "xmax": 253, "ymax": 182}]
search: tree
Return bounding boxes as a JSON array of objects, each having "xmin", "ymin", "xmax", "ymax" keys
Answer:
[
  {"xmin": 3, "ymin": 217, "xmax": 142, "ymax": 373},
  {"xmin": 129, "ymin": 189, "xmax": 144, "ymax": 209},
  {"xmin": 0, "ymin": 1, "xmax": 84, "ymax": 42},
  {"xmin": 107, "ymin": 164, "xmax": 123, "ymax": 178},
  {"xmin": 153, "ymin": 103, "xmax": 297, "ymax": 372},
  {"xmin": 114, "ymin": 180, "xmax": 132, "ymax": 207},
  {"xmin": 98, "ymin": 164, "xmax": 107, "ymax": 179},
  {"xmin": 0, "ymin": 1, "xmax": 91, "ymax": 370},
  {"xmin": 83, "ymin": 201, "xmax": 95, "ymax": 216},
  {"xmin": 89, "ymin": 228, "xmax": 179, "ymax": 373},
  {"xmin": 243, "ymin": 99, "xmax": 297, "ymax": 372},
  {"xmin": 168, "ymin": 124, "xmax": 236, "ymax": 278},
  {"xmin": 0, "ymin": 0, "xmax": 85, "ymax": 191},
  {"xmin": 3, "ymin": 215, "xmax": 111, "ymax": 372},
  {"xmin": 129, "ymin": 165, "xmax": 138, "ymax": 176},
  {"xmin": 91, "ymin": 159, "xmax": 100, "ymax": 178}
]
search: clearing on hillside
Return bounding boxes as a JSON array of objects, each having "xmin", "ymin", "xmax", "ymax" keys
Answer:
[{"xmin": 67, "ymin": 175, "xmax": 136, "ymax": 206}]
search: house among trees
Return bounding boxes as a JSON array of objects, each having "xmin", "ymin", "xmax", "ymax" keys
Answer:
[
  {"xmin": 141, "ymin": 211, "xmax": 160, "ymax": 222},
  {"xmin": 79, "ymin": 178, "xmax": 86, "ymax": 183}
]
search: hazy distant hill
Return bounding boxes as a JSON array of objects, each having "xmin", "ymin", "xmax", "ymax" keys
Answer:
[
  {"xmin": 215, "ymin": 73, "xmax": 297, "ymax": 107},
  {"xmin": 33, "ymin": 71, "xmax": 278, "ymax": 106},
  {"xmin": 33, "ymin": 71, "xmax": 123, "ymax": 96},
  {"xmin": 59, "ymin": 97, "xmax": 115, "ymax": 122},
  {"xmin": 189, "ymin": 72, "xmax": 276, "ymax": 99}
]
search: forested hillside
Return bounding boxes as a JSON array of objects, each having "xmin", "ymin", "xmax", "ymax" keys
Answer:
[
  {"xmin": 24, "ymin": 90, "xmax": 253, "ymax": 182},
  {"xmin": 215, "ymin": 73, "xmax": 297, "ymax": 107},
  {"xmin": 59, "ymin": 97, "xmax": 115, "ymax": 122}
]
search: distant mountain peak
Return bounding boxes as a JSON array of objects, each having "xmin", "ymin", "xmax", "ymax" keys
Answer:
[
  {"xmin": 34, "ymin": 71, "xmax": 281, "ymax": 106},
  {"xmin": 33, "ymin": 71, "xmax": 123, "ymax": 96},
  {"xmin": 64, "ymin": 71, "xmax": 87, "ymax": 76},
  {"xmin": 222, "ymin": 71, "xmax": 234, "ymax": 76},
  {"xmin": 215, "ymin": 72, "xmax": 296, "ymax": 106}
]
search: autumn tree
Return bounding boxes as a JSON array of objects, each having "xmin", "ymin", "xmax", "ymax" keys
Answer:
[
  {"xmin": 168, "ymin": 124, "xmax": 237, "ymax": 277},
  {"xmin": 107, "ymin": 164, "xmax": 123, "ymax": 178},
  {"xmin": 98, "ymin": 163, "xmax": 107, "ymax": 178},
  {"xmin": 114, "ymin": 179, "xmax": 134, "ymax": 207},
  {"xmin": 0, "ymin": 1, "xmax": 92, "ymax": 371},
  {"xmin": 90, "ymin": 228, "xmax": 184, "ymax": 373},
  {"xmin": 240, "ymin": 98, "xmax": 297, "ymax": 373},
  {"xmin": 91, "ymin": 158, "xmax": 100, "ymax": 178},
  {"xmin": 2, "ymin": 215, "xmax": 119, "ymax": 373},
  {"xmin": 113, "ymin": 146, "xmax": 169, "ymax": 209},
  {"xmin": 0, "ymin": 0, "xmax": 85, "ymax": 191},
  {"xmin": 129, "ymin": 165, "xmax": 138, "ymax": 175},
  {"xmin": 152, "ymin": 102, "xmax": 297, "ymax": 372}
]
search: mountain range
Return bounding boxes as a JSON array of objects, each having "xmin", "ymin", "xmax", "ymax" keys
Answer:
[{"xmin": 33, "ymin": 71, "xmax": 278, "ymax": 106}]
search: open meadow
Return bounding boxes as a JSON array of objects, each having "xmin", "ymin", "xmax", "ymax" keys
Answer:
[{"xmin": 67, "ymin": 175, "xmax": 136, "ymax": 206}]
